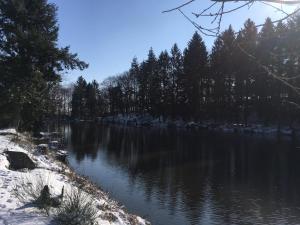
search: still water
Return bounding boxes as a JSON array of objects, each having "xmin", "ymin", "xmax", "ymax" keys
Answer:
[{"xmin": 60, "ymin": 123, "xmax": 300, "ymax": 225}]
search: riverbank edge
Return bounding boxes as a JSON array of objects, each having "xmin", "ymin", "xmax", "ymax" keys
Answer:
[
  {"xmin": 92, "ymin": 114, "xmax": 299, "ymax": 137},
  {"xmin": 0, "ymin": 128, "xmax": 150, "ymax": 225}
]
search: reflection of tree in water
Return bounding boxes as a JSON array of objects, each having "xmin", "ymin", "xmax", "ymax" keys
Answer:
[
  {"xmin": 70, "ymin": 123, "xmax": 101, "ymax": 161},
  {"xmin": 68, "ymin": 124, "xmax": 300, "ymax": 224}
]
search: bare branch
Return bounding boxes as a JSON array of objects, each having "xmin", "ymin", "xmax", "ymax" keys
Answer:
[
  {"xmin": 195, "ymin": 1, "xmax": 218, "ymax": 17},
  {"xmin": 212, "ymin": 0, "xmax": 300, "ymax": 4},
  {"xmin": 193, "ymin": 1, "xmax": 253, "ymax": 17},
  {"xmin": 178, "ymin": 9, "xmax": 218, "ymax": 36},
  {"xmin": 237, "ymin": 44, "xmax": 300, "ymax": 96},
  {"xmin": 163, "ymin": 0, "xmax": 300, "ymax": 36},
  {"xmin": 251, "ymin": 7, "xmax": 300, "ymax": 30},
  {"xmin": 162, "ymin": 0, "xmax": 195, "ymax": 13},
  {"xmin": 260, "ymin": 1, "xmax": 289, "ymax": 16}
]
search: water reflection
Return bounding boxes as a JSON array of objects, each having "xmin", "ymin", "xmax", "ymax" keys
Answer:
[{"xmin": 64, "ymin": 123, "xmax": 300, "ymax": 225}]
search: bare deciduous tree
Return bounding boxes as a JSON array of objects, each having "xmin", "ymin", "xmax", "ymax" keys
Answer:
[{"xmin": 163, "ymin": 0, "xmax": 300, "ymax": 36}]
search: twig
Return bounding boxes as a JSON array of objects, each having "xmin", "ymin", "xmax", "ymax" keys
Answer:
[
  {"xmin": 237, "ymin": 43, "xmax": 300, "ymax": 96},
  {"xmin": 260, "ymin": 1, "xmax": 289, "ymax": 16},
  {"xmin": 178, "ymin": 9, "xmax": 218, "ymax": 36},
  {"xmin": 193, "ymin": 1, "xmax": 253, "ymax": 17},
  {"xmin": 164, "ymin": 0, "xmax": 300, "ymax": 36},
  {"xmin": 193, "ymin": 1, "xmax": 218, "ymax": 17},
  {"xmin": 212, "ymin": 0, "xmax": 300, "ymax": 4},
  {"xmin": 162, "ymin": 0, "xmax": 195, "ymax": 13}
]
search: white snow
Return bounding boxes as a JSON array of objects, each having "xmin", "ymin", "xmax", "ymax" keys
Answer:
[{"xmin": 0, "ymin": 129, "xmax": 149, "ymax": 225}]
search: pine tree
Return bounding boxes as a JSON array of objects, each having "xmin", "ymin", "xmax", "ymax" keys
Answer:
[
  {"xmin": 71, "ymin": 76, "xmax": 87, "ymax": 119},
  {"xmin": 137, "ymin": 61, "xmax": 148, "ymax": 113},
  {"xmin": 283, "ymin": 15, "xmax": 300, "ymax": 124},
  {"xmin": 183, "ymin": 32, "xmax": 208, "ymax": 119},
  {"xmin": 234, "ymin": 19, "xmax": 258, "ymax": 124},
  {"xmin": 256, "ymin": 18, "xmax": 277, "ymax": 124},
  {"xmin": 129, "ymin": 57, "xmax": 139, "ymax": 113},
  {"xmin": 210, "ymin": 26, "xmax": 236, "ymax": 121},
  {"xmin": 170, "ymin": 44, "xmax": 184, "ymax": 117},
  {"xmin": 101, "ymin": 76, "xmax": 124, "ymax": 115},
  {"xmin": 86, "ymin": 80, "xmax": 100, "ymax": 119},
  {"xmin": 145, "ymin": 48, "xmax": 159, "ymax": 115},
  {"xmin": 0, "ymin": 0, "xmax": 88, "ymax": 130},
  {"xmin": 157, "ymin": 50, "xmax": 171, "ymax": 118},
  {"xmin": 66, "ymin": 17, "xmax": 300, "ymax": 125}
]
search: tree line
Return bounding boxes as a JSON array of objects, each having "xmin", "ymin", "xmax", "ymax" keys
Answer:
[{"xmin": 73, "ymin": 16, "xmax": 300, "ymax": 125}]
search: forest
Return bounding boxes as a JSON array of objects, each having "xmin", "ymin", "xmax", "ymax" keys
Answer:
[
  {"xmin": 1, "ymin": 1, "xmax": 300, "ymax": 224},
  {"xmin": 1, "ymin": 0, "xmax": 300, "ymax": 131},
  {"xmin": 71, "ymin": 16, "xmax": 300, "ymax": 126}
]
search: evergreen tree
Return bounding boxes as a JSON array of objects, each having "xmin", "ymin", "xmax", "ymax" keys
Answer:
[
  {"xmin": 256, "ymin": 18, "xmax": 277, "ymax": 124},
  {"xmin": 210, "ymin": 26, "xmax": 236, "ymax": 121},
  {"xmin": 157, "ymin": 50, "xmax": 171, "ymax": 118},
  {"xmin": 0, "ymin": 0, "xmax": 88, "ymax": 130},
  {"xmin": 283, "ymin": 15, "xmax": 300, "ymax": 124},
  {"xmin": 234, "ymin": 19, "xmax": 258, "ymax": 124},
  {"xmin": 101, "ymin": 76, "xmax": 124, "ymax": 115},
  {"xmin": 271, "ymin": 28, "xmax": 288, "ymax": 126},
  {"xmin": 170, "ymin": 44, "xmax": 184, "ymax": 117},
  {"xmin": 71, "ymin": 76, "xmax": 87, "ymax": 119},
  {"xmin": 183, "ymin": 32, "xmax": 208, "ymax": 119},
  {"xmin": 68, "ymin": 17, "xmax": 300, "ymax": 126},
  {"xmin": 145, "ymin": 48, "xmax": 159, "ymax": 115},
  {"xmin": 86, "ymin": 80, "xmax": 100, "ymax": 119},
  {"xmin": 137, "ymin": 61, "xmax": 148, "ymax": 113},
  {"xmin": 128, "ymin": 57, "xmax": 139, "ymax": 113}
]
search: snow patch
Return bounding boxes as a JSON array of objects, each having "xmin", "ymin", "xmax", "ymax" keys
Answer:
[{"xmin": 0, "ymin": 129, "xmax": 149, "ymax": 225}]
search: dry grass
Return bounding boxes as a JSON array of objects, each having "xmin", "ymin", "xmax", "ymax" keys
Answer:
[
  {"xmin": 13, "ymin": 174, "xmax": 47, "ymax": 204},
  {"xmin": 10, "ymin": 133, "xmax": 35, "ymax": 152},
  {"xmin": 54, "ymin": 188, "xmax": 99, "ymax": 225},
  {"xmin": 100, "ymin": 212, "xmax": 118, "ymax": 222},
  {"xmin": 12, "ymin": 174, "xmax": 54, "ymax": 214}
]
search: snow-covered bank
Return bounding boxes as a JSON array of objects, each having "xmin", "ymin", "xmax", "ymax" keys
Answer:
[
  {"xmin": 0, "ymin": 129, "xmax": 149, "ymax": 225},
  {"xmin": 97, "ymin": 114, "xmax": 298, "ymax": 137}
]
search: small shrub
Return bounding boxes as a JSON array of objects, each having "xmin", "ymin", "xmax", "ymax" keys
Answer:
[{"xmin": 55, "ymin": 188, "xmax": 99, "ymax": 225}]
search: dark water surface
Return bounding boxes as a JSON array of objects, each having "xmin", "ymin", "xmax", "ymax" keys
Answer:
[{"xmin": 59, "ymin": 123, "xmax": 300, "ymax": 225}]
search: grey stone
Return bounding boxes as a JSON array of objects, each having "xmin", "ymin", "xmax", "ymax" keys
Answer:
[{"xmin": 5, "ymin": 151, "xmax": 36, "ymax": 170}]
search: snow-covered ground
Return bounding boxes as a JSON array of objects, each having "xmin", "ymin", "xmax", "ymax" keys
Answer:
[{"xmin": 0, "ymin": 129, "xmax": 149, "ymax": 225}]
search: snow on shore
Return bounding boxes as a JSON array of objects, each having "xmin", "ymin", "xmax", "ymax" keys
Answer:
[
  {"xmin": 0, "ymin": 129, "xmax": 149, "ymax": 225},
  {"xmin": 97, "ymin": 114, "xmax": 297, "ymax": 137}
]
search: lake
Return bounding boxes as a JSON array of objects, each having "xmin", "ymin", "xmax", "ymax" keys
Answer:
[{"xmin": 59, "ymin": 123, "xmax": 300, "ymax": 225}]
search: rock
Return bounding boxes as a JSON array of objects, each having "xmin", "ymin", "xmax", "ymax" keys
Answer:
[
  {"xmin": 36, "ymin": 144, "xmax": 48, "ymax": 155},
  {"xmin": 5, "ymin": 151, "xmax": 36, "ymax": 170},
  {"xmin": 49, "ymin": 140, "xmax": 59, "ymax": 150},
  {"xmin": 55, "ymin": 150, "xmax": 68, "ymax": 162}
]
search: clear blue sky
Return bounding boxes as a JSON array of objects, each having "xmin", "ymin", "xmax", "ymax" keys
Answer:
[{"xmin": 49, "ymin": 0, "xmax": 294, "ymax": 84}]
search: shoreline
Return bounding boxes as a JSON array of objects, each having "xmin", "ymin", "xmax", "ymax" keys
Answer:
[
  {"xmin": 74, "ymin": 114, "xmax": 299, "ymax": 138},
  {"xmin": 0, "ymin": 129, "xmax": 150, "ymax": 225}
]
